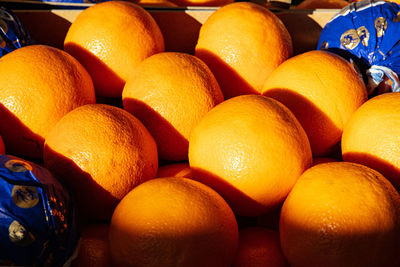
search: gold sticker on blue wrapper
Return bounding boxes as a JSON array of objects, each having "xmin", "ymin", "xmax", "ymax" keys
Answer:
[
  {"xmin": 9, "ymin": 220, "xmax": 35, "ymax": 246},
  {"xmin": 12, "ymin": 185, "xmax": 39, "ymax": 208},
  {"xmin": 341, "ymin": 29, "xmax": 360, "ymax": 50},
  {"xmin": 357, "ymin": 26, "xmax": 369, "ymax": 47},
  {"xmin": 375, "ymin": 17, "xmax": 387, "ymax": 37},
  {"xmin": 5, "ymin": 159, "xmax": 32, "ymax": 172}
]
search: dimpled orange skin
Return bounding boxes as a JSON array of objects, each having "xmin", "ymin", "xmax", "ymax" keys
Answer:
[
  {"xmin": 64, "ymin": 1, "xmax": 165, "ymax": 98},
  {"xmin": 262, "ymin": 50, "xmax": 367, "ymax": 157},
  {"xmin": 342, "ymin": 92, "xmax": 400, "ymax": 191},
  {"xmin": 123, "ymin": 52, "xmax": 224, "ymax": 161},
  {"xmin": 109, "ymin": 177, "xmax": 239, "ymax": 267},
  {"xmin": 72, "ymin": 224, "xmax": 111, "ymax": 267},
  {"xmin": 0, "ymin": 45, "xmax": 95, "ymax": 159},
  {"xmin": 233, "ymin": 227, "xmax": 289, "ymax": 267},
  {"xmin": 0, "ymin": 136, "xmax": 4, "ymax": 154},
  {"xmin": 188, "ymin": 95, "xmax": 312, "ymax": 216},
  {"xmin": 195, "ymin": 2, "xmax": 293, "ymax": 99},
  {"xmin": 280, "ymin": 162, "xmax": 400, "ymax": 267},
  {"xmin": 43, "ymin": 104, "xmax": 158, "ymax": 221}
]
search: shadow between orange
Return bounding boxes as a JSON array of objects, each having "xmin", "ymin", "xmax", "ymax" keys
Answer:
[
  {"xmin": 195, "ymin": 49, "xmax": 260, "ymax": 99},
  {"xmin": 343, "ymin": 151, "xmax": 400, "ymax": 193},
  {"xmin": 0, "ymin": 103, "xmax": 44, "ymax": 160},
  {"xmin": 263, "ymin": 88, "xmax": 342, "ymax": 157},
  {"xmin": 256, "ymin": 203, "xmax": 283, "ymax": 232},
  {"xmin": 96, "ymin": 96, "xmax": 123, "ymax": 109},
  {"xmin": 64, "ymin": 43, "xmax": 125, "ymax": 98},
  {"xmin": 190, "ymin": 167, "xmax": 276, "ymax": 217},
  {"xmin": 150, "ymin": 10, "xmax": 203, "ymax": 54},
  {"xmin": 123, "ymin": 98, "xmax": 189, "ymax": 162},
  {"xmin": 16, "ymin": 11, "xmax": 72, "ymax": 50},
  {"xmin": 43, "ymin": 145, "xmax": 119, "ymax": 224},
  {"xmin": 276, "ymin": 11, "xmax": 323, "ymax": 55}
]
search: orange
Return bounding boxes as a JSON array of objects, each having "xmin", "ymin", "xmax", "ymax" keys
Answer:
[
  {"xmin": 195, "ymin": 2, "xmax": 292, "ymax": 99},
  {"xmin": 188, "ymin": 95, "xmax": 312, "ymax": 216},
  {"xmin": 0, "ymin": 136, "xmax": 4, "ymax": 154},
  {"xmin": 295, "ymin": 0, "xmax": 349, "ymax": 9},
  {"xmin": 122, "ymin": 52, "xmax": 223, "ymax": 161},
  {"xmin": 280, "ymin": 162, "xmax": 400, "ymax": 267},
  {"xmin": 109, "ymin": 177, "xmax": 238, "ymax": 267},
  {"xmin": 43, "ymin": 104, "xmax": 158, "ymax": 221},
  {"xmin": 64, "ymin": 1, "xmax": 165, "ymax": 98},
  {"xmin": 262, "ymin": 50, "xmax": 367, "ymax": 156},
  {"xmin": 168, "ymin": 0, "xmax": 234, "ymax": 7},
  {"xmin": 233, "ymin": 227, "xmax": 289, "ymax": 267},
  {"xmin": 72, "ymin": 224, "xmax": 111, "ymax": 267},
  {"xmin": 156, "ymin": 162, "xmax": 193, "ymax": 178},
  {"xmin": 342, "ymin": 92, "xmax": 400, "ymax": 191},
  {"xmin": 0, "ymin": 45, "xmax": 95, "ymax": 159}
]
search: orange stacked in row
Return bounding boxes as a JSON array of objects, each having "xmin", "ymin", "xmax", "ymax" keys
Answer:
[{"xmin": 1, "ymin": 1, "xmax": 400, "ymax": 267}]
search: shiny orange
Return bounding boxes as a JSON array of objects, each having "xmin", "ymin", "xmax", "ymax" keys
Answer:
[
  {"xmin": 109, "ymin": 177, "xmax": 238, "ymax": 267},
  {"xmin": 195, "ymin": 2, "xmax": 292, "ymax": 99},
  {"xmin": 342, "ymin": 92, "xmax": 400, "ymax": 191},
  {"xmin": 64, "ymin": 1, "xmax": 164, "ymax": 98},
  {"xmin": 43, "ymin": 104, "xmax": 158, "ymax": 221},
  {"xmin": 123, "ymin": 52, "xmax": 223, "ymax": 161},
  {"xmin": 189, "ymin": 95, "xmax": 312, "ymax": 216},
  {"xmin": 233, "ymin": 227, "xmax": 289, "ymax": 267},
  {"xmin": 0, "ymin": 45, "xmax": 95, "ymax": 159},
  {"xmin": 263, "ymin": 50, "xmax": 367, "ymax": 156},
  {"xmin": 280, "ymin": 162, "xmax": 400, "ymax": 267}
]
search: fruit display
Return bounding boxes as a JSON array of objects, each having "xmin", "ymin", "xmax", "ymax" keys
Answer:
[{"xmin": 1, "ymin": 0, "xmax": 400, "ymax": 266}]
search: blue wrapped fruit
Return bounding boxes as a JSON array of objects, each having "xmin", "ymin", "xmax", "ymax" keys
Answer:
[
  {"xmin": 0, "ymin": 155, "xmax": 78, "ymax": 266},
  {"xmin": 318, "ymin": 0, "xmax": 400, "ymax": 95},
  {"xmin": 0, "ymin": 6, "xmax": 32, "ymax": 57}
]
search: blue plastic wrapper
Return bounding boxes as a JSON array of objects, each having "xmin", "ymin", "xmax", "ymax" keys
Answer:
[
  {"xmin": 0, "ymin": 155, "xmax": 78, "ymax": 266},
  {"xmin": 317, "ymin": 0, "xmax": 400, "ymax": 95},
  {"xmin": 0, "ymin": 6, "xmax": 32, "ymax": 57}
]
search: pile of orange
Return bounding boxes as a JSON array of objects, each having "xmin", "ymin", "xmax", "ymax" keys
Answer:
[{"xmin": 1, "ymin": 1, "xmax": 400, "ymax": 266}]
